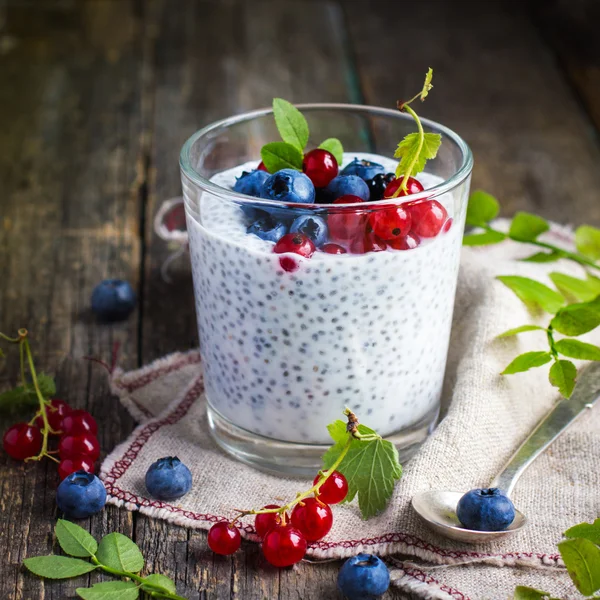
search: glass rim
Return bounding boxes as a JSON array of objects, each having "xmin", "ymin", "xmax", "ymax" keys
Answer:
[{"xmin": 179, "ymin": 102, "xmax": 474, "ymax": 210}]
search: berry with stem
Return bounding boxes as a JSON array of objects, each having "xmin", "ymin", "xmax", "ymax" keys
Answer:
[
  {"xmin": 3, "ymin": 423, "xmax": 42, "ymax": 460},
  {"xmin": 262, "ymin": 524, "xmax": 307, "ymax": 567},
  {"xmin": 208, "ymin": 522, "xmax": 242, "ymax": 555},
  {"xmin": 60, "ymin": 409, "xmax": 98, "ymax": 436},
  {"xmin": 58, "ymin": 455, "xmax": 95, "ymax": 480},
  {"xmin": 291, "ymin": 498, "xmax": 333, "ymax": 542},
  {"xmin": 35, "ymin": 398, "xmax": 71, "ymax": 433},
  {"xmin": 255, "ymin": 504, "xmax": 284, "ymax": 539},
  {"xmin": 59, "ymin": 434, "xmax": 100, "ymax": 461},
  {"xmin": 313, "ymin": 470, "xmax": 348, "ymax": 504}
]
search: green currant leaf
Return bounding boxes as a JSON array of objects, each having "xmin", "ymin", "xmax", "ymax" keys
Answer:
[
  {"xmin": 565, "ymin": 519, "xmax": 600, "ymax": 545},
  {"xmin": 394, "ymin": 132, "xmax": 441, "ymax": 179},
  {"xmin": 318, "ymin": 138, "xmax": 344, "ymax": 165},
  {"xmin": 559, "ymin": 537, "xmax": 600, "ymax": 596},
  {"xmin": 141, "ymin": 574, "xmax": 178, "ymax": 595},
  {"xmin": 551, "ymin": 297, "xmax": 600, "ymax": 336},
  {"xmin": 260, "ymin": 141, "xmax": 303, "ymax": 173},
  {"xmin": 55, "ymin": 519, "xmax": 98, "ymax": 557},
  {"xmin": 0, "ymin": 373, "xmax": 56, "ymax": 414},
  {"xmin": 76, "ymin": 581, "xmax": 139, "ymax": 600},
  {"xmin": 37, "ymin": 373, "xmax": 56, "ymax": 398},
  {"xmin": 508, "ymin": 212, "xmax": 550, "ymax": 242},
  {"xmin": 520, "ymin": 251, "xmax": 563, "ymax": 263},
  {"xmin": 497, "ymin": 325, "xmax": 545, "ymax": 338},
  {"xmin": 575, "ymin": 225, "xmax": 600, "ymax": 261},
  {"xmin": 462, "ymin": 231, "xmax": 506, "ymax": 246},
  {"xmin": 502, "ymin": 351, "xmax": 552, "ymax": 375},
  {"xmin": 513, "ymin": 586, "xmax": 556, "ymax": 600},
  {"xmin": 96, "ymin": 533, "xmax": 144, "ymax": 573},
  {"xmin": 420, "ymin": 67, "xmax": 434, "ymax": 100},
  {"xmin": 23, "ymin": 555, "xmax": 96, "ymax": 579},
  {"xmin": 465, "ymin": 190, "xmax": 500, "ymax": 227},
  {"xmin": 549, "ymin": 359, "xmax": 577, "ymax": 398},
  {"xmin": 272, "ymin": 98, "xmax": 309, "ymax": 152},
  {"xmin": 550, "ymin": 272, "xmax": 600, "ymax": 303},
  {"xmin": 497, "ymin": 275, "xmax": 566, "ymax": 314},
  {"xmin": 554, "ymin": 339, "xmax": 600, "ymax": 361}
]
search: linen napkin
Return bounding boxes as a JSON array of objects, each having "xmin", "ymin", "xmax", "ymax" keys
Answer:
[{"xmin": 101, "ymin": 221, "xmax": 600, "ymax": 600}]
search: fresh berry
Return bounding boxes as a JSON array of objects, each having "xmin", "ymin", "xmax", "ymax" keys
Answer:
[
  {"xmin": 388, "ymin": 232, "xmax": 420, "ymax": 251},
  {"xmin": 234, "ymin": 169, "xmax": 270, "ymax": 197},
  {"xmin": 261, "ymin": 524, "xmax": 307, "ymax": 567},
  {"xmin": 322, "ymin": 243, "xmax": 347, "ymax": 255},
  {"xmin": 302, "ymin": 149, "xmax": 338, "ymax": 188},
  {"xmin": 208, "ymin": 522, "xmax": 242, "ymax": 555},
  {"xmin": 350, "ymin": 232, "xmax": 387, "ymax": 254},
  {"xmin": 443, "ymin": 217, "xmax": 453, "ymax": 233},
  {"xmin": 273, "ymin": 233, "xmax": 316, "ymax": 259},
  {"xmin": 456, "ymin": 488, "xmax": 515, "ymax": 532},
  {"xmin": 314, "ymin": 471, "xmax": 348, "ymax": 504},
  {"xmin": 340, "ymin": 158, "xmax": 385, "ymax": 181},
  {"xmin": 145, "ymin": 456, "xmax": 193, "ymax": 501},
  {"xmin": 247, "ymin": 215, "xmax": 288, "ymax": 243},
  {"xmin": 257, "ymin": 161, "xmax": 268, "ymax": 172},
  {"xmin": 260, "ymin": 169, "xmax": 316, "ymax": 204},
  {"xmin": 56, "ymin": 471, "xmax": 106, "ymax": 519},
  {"xmin": 290, "ymin": 215, "xmax": 328, "ymax": 247},
  {"xmin": 337, "ymin": 553, "xmax": 390, "ymax": 600},
  {"xmin": 91, "ymin": 279, "xmax": 136, "ymax": 321},
  {"xmin": 291, "ymin": 498, "xmax": 333, "ymax": 542},
  {"xmin": 255, "ymin": 505, "xmax": 283, "ymax": 539},
  {"xmin": 59, "ymin": 434, "xmax": 100, "ymax": 461},
  {"xmin": 58, "ymin": 455, "xmax": 95, "ymax": 481},
  {"xmin": 368, "ymin": 205, "xmax": 411, "ymax": 241},
  {"xmin": 327, "ymin": 195, "xmax": 367, "ymax": 242},
  {"xmin": 35, "ymin": 398, "xmax": 71, "ymax": 432},
  {"xmin": 60, "ymin": 409, "xmax": 98, "ymax": 436},
  {"xmin": 383, "ymin": 176, "xmax": 424, "ymax": 199},
  {"xmin": 2, "ymin": 423, "xmax": 42, "ymax": 460},
  {"xmin": 325, "ymin": 175, "xmax": 370, "ymax": 202},
  {"xmin": 366, "ymin": 173, "xmax": 396, "ymax": 202},
  {"xmin": 407, "ymin": 199, "xmax": 448, "ymax": 238}
]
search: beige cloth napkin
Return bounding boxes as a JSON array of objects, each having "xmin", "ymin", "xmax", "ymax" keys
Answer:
[{"xmin": 101, "ymin": 222, "xmax": 600, "ymax": 600}]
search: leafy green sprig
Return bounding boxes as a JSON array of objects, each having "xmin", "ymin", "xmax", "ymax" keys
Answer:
[
  {"xmin": 260, "ymin": 98, "xmax": 344, "ymax": 173},
  {"xmin": 464, "ymin": 192, "xmax": 600, "ymax": 398},
  {"xmin": 24, "ymin": 520, "xmax": 187, "ymax": 599}
]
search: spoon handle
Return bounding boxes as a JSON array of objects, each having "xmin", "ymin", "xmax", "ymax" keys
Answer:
[{"xmin": 489, "ymin": 362, "xmax": 600, "ymax": 497}]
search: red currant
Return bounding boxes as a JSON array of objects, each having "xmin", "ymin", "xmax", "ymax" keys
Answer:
[
  {"xmin": 274, "ymin": 233, "xmax": 316, "ymax": 272},
  {"xmin": 384, "ymin": 176, "xmax": 424, "ymax": 198},
  {"xmin": 313, "ymin": 471, "xmax": 348, "ymax": 504},
  {"xmin": 255, "ymin": 505, "xmax": 283, "ymax": 539},
  {"xmin": 262, "ymin": 524, "xmax": 307, "ymax": 567},
  {"xmin": 388, "ymin": 232, "xmax": 420, "ymax": 251},
  {"xmin": 350, "ymin": 231, "xmax": 387, "ymax": 254},
  {"xmin": 291, "ymin": 498, "xmax": 333, "ymax": 542},
  {"xmin": 328, "ymin": 195, "xmax": 367, "ymax": 242},
  {"xmin": 321, "ymin": 243, "xmax": 347, "ymax": 255},
  {"xmin": 443, "ymin": 217, "xmax": 453, "ymax": 233},
  {"xmin": 35, "ymin": 398, "xmax": 71, "ymax": 432},
  {"xmin": 257, "ymin": 161, "xmax": 268, "ymax": 172},
  {"xmin": 408, "ymin": 200, "xmax": 448, "ymax": 238},
  {"xmin": 208, "ymin": 522, "xmax": 242, "ymax": 555},
  {"xmin": 302, "ymin": 149, "xmax": 338, "ymax": 188},
  {"xmin": 60, "ymin": 409, "xmax": 98, "ymax": 436},
  {"xmin": 59, "ymin": 434, "xmax": 100, "ymax": 461},
  {"xmin": 58, "ymin": 455, "xmax": 95, "ymax": 480},
  {"xmin": 368, "ymin": 205, "xmax": 411, "ymax": 240},
  {"xmin": 3, "ymin": 423, "xmax": 42, "ymax": 460}
]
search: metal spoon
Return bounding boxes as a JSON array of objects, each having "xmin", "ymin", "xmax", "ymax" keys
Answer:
[{"xmin": 412, "ymin": 362, "xmax": 600, "ymax": 544}]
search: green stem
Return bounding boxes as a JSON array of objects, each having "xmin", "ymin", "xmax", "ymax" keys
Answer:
[
  {"xmin": 547, "ymin": 326, "xmax": 558, "ymax": 359},
  {"xmin": 396, "ymin": 104, "xmax": 424, "ymax": 195},
  {"xmin": 0, "ymin": 332, "xmax": 22, "ymax": 343}
]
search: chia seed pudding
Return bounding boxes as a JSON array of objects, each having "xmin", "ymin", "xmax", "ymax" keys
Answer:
[{"xmin": 186, "ymin": 153, "xmax": 465, "ymax": 445}]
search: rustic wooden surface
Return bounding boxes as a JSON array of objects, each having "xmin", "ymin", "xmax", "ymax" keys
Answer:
[{"xmin": 0, "ymin": 1, "xmax": 599, "ymax": 599}]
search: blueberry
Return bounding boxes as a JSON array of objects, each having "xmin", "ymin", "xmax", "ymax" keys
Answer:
[
  {"xmin": 233, "ymin": 169, "xmax": 269, "ymax": 197},
  {"xmin": 340, "ymin": 158, "xmax": 385, "ymax": 181},
  {"xmin": 247, "ymin": 215, "xmax": 288, "ymax": 243},
  {"xmin": 260, "ymin": 169, "xmax": 315, "ymax": 204},
  {"xmin": 56, "ymin": 471, "xmax": 107, "ymax": 519},
  {"xmin": 145, "ymin": 456, "xmax": 192, "ymax": 501},
  {"xmin": 290, "ymin": 214, "xmax": 328, "ymax": 247},
  {"xmin": 91, "ymin": 279, "xmax": 136, "ymax": 322},
  {"xmin": 366, "ymin": 173, "xmax": 396, "ymax": 202},
  {"xmin": 337, "ymin": 553, "xmax": 390, "ymax": 600},
  {"xmin": 325, "ymin": 175, "xmax": 370, "ymax": 202},
  {"xmin": 456, "ymin": 488, "xmax": 516, "ymax": 531}
]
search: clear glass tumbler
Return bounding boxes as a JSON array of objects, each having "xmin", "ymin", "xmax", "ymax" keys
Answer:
[{"xmin": 180, "ymin": 104, "xmax": 473, "ymax": 476}]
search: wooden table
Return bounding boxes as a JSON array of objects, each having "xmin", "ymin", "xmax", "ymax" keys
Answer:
[{"xmin": 1, "ymin": 1, "xmax": 599, "ymax": 598}]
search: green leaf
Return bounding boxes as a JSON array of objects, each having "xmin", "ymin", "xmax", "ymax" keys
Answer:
[
  {"xmin": 502, "ymin": 351, "xmax": 552, "ymax": 375},
  {"xmin": 575, "ymin": 225, "xmax": 600, "ymax": 261},
  {"xmin": 565, "ymin": 519, "xmax": 600, "ymax": 545},
  {"xmin": 554, "ymin": 339, "xmax": 600, "ymax": 361},
  {"xmin": 559, "ymin": 537, "xmax": 600, "ymax": 596},
  {"xmin": 141, "ymin": 574, "xmax": 178, "ymax": 595},
  {"xmin": 497, "ymin": 275, "xmax": 566, "ymax": 314},
  {"xmin": 55, "ymin": 519, "xmax": 98, "ymax": 557},
  {"xmin": 509, "ymin": 212, "xmax": 550, "ymax": 242},
  {"xmin": 322, "ymin": 421, "xmax": 402, "ymax": 519},
  {"xmin": 394, "ymin": 132, "xmax": 441, "ymax": 179},
  {"xmin": 0, "ymin": 373, "xmax": 56, "ymax": 414},
  {"xmin": 520, "ymin": 251, "xmax": 563, "ymax": 263},
  {"xmin": 272, "ymin": 98, "xmax": 309, "ymax": 152},
  {"xmin": 24, "ymin": 555, "xmax": 96, "ymax": 579},
  {"xmin": 462, "ymin": 230, "xmax": 506, "ymax": 246},
  {"xmin": 318, "ymin": 138, "xmax": 344, "ymax": 165},
  {"xmin": 513, "ymin": 586, "xmax": 554, "ymax": 600},
  {"xmin": 497, "ymin": 325, "xmax": 545, "ymax": 338},
  {"xmin": 260, "ymin": 141, "xmax": 303, "ymax": 173},
  {"xmin": 549, "ymin": 359, "xmax": 577, "ymax": 398},
  {"xmin": 465, "ymin": 190, "xmax": 500, "ymax": 227},
  {"xmin": 76, "ymin": 581, "xmax": 139, "ymax": 600},
  {"xmin": 37, "ymin": 373, "xmax": 56, "ymax": 398},
  {"xmin": 550, "ymin": 272, "xmax": 600, "ymax": 303},
  {"xmin": 96, "ymin": 533, "xmax": 144, "ymax": 573},
  {"xmin": 420, "ymin": 67, "xmax": 434, "ymax": 100},
  {"xmin": 551, "ymin": 297, "xmax": 600, "ymax": 336}
]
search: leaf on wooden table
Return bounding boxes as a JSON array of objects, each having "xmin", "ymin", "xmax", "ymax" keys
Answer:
[
  {"xmin": 23, "ymin": 555, "xmax": 96, "ymax": 579},
  {"xmin": 55, "ymin": 519, "xmax": 98, "ymax": 558},
  {"xmin": 76, "ymin": 581, "xmax": 139, "ymax": 600},
  {"xmin": 96, "ymin": 533, "xmax": 144, "ymax": 573}
]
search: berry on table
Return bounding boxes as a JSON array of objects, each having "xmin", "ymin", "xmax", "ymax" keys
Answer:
[
  {"xmin": 255, "ymin": 505, "xmax": 283, "ymax": 539},
  {"xmin": 91, "ymin": 279, "xmax": 136, "ymax": 322},
  {"xmin": 56, "ymin": 470, "xmax": 107, "ymax": 519},
  {"xmin": 59, "ymin": 434, "xmax": 100, "ymax": 461},
  {"xmin": 321, "ymin": 243, "xmax": 347, "ymax": 255},
  {"xmin": 273, "ymin": 233, "xmax": 316, "ymax": 272},
  {"xmin": 388, "ymin": 232, "xmax": 420, "ymax": 251},
  {"xmin": 35, "ymin": 398, "xmax": 71, "ymax": 432},
  {"xmin": 327, "ymin": 195, "xmax": 367, "ymax": 243},
  {"xmin": 261, "ymin": 524, "xmax": 307, "ymax": 567},
  {"xmin": 383, "ymin": 176, "xmax": 424, "ymax": 199},
  {"xmin": 368, "ymin": 205, "xmax": 411, "ymax": 241},
  {"xmin": 340, "ymin": 157, "xmax": 385, "ymax": 182},
  {"xmin": 247, "ymin": 215, "xmax": 288, "ymax": 243},
  {"xmin": 260, "ymin": 169, "xmax": 316, "ymax": 204},
  {"xmin": 456, "ymin": 488, "xmax": 515, "ymax": 531},
  {"xmin": 325, "ymin": 175, "xmax": 370, "ymax": 202},
  {"xmin": 60, "ymin": 409, "xmax": 98, "ymax": 436},
  {"xmin": 145, "ymin": 456, "xmax": 193, "ymax": 501},
  {"xmin": 58, "ymin": 455, "xmax": 95, "ymax": 481},
  {"xmin": 313, "ymin": 471, "xmax": 348, "ymax": 504},
  {"xmin": 290, "ymin": 214, "xmax": 328, "ymax": 247},
  {"xmin": 365, "ymin": 173, "xmax": 395, "ymax": 202},
  {"xmin": 407, "ymin": 199, "xmax": 448, "ymax": 238},
  {"xmin": 290, "ymin": 498, "xmax": 333, "ymax": 542},
  {"xmin": 208, "ymin": 522, "xmax": 242, "ymax": 555},
  {"xmin": 302, "ymin": 149, "xmax": 338, "ymax": 188},
  {"xmin": 337, "ymin": 553, "xmax": 390, "ymax": 600},
  {"xmin": 3, "ymin": 422, "xmax": 42, "ymax": 460},
  {"xmin": 233, "ymin": 169, "xmax": 270, "ymax": 197}
]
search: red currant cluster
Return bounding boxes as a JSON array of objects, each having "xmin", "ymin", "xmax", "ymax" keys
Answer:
[{"xmin": 207, "ymin": 470, "xmax": 349, "ymax": 567}]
